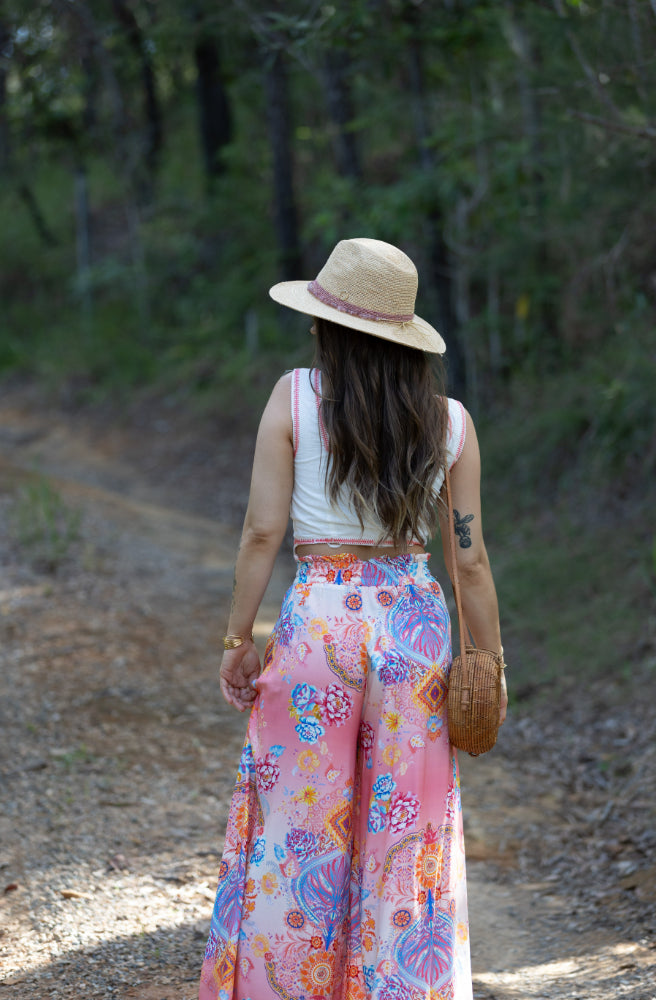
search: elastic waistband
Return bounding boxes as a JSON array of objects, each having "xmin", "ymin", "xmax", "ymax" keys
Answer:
[{"xmin": 294, "ymin": 552, "xmax": 431, "ymax": 587}]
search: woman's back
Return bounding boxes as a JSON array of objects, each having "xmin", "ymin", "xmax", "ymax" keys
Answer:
[{"xmin": 291, "ymin": 365, "xmax": 466, "ymax": 555}]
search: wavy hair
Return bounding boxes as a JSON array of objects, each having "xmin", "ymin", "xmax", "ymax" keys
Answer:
[{"xmin": 313, "ymin": 317, "xmax": 448, "ymax": 543}]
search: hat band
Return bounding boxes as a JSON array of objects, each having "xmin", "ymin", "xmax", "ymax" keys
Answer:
[{"xmin": 308, "ymin": 280, "xmax": 414, "ymax": 324}]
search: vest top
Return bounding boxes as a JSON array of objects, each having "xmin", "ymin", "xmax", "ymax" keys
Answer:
[{"xmin": 290, "ymin": 367, "xmax": 466, "ymax": 549}]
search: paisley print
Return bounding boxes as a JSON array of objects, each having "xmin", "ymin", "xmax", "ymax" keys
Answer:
[
  {"xmin": 199, "ymin": 553, "xmax": 472, "ymax": 1000},
  {"xmin": 387, "ymin": 584, "xmax": 450, "ymax": 664},
  {"xmin": 292, "ymin": 851, "xmax": 351, "ymax": 946},
  {"xmin": 395, "ymin": 891, "xmax": 454, "ymax": 990}
]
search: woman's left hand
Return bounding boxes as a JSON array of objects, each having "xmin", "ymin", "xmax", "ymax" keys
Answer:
[{"xmin": 219, "ymin": 641, "xmax": 261, "ymax": 712}]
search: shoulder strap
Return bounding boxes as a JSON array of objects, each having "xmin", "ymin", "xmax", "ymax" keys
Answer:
[
  {"xmin": 445, "ymin": 465, "xmax": 471, "ymax": 709},
  {"xmin": 291, "ymin": 368, "xmax": 326, "ymax": 458},
  {"xmin": 291, "ymin": 368, "xmax": 301, "ymax": 456}
]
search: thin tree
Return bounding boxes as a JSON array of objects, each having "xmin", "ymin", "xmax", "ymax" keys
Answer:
[
  {"xmin": 193, "ymin": 19, "xmax": 234, "ymax": 184},
  {"xmin": 401, "ymin": 0, "xmax": 465, "ymax": 396},
  {"xmin": 112, "ymin": 0, "xmax": 163, "ymax": 200}
]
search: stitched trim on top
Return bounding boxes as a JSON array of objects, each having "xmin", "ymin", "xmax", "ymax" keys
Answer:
[
  {"xmin": 295, "ymin": 536, "xmax": 394, "ymax": 546},
  {"xmin": 292, "ymin": 368, "xmax": 300, "ymax": 456},
  {"xmin": 312, "ymin": 368, "xmax": 330, "ymax": 451},
  {"xmin": 294, "ymin": 536, "xmax": 424, "ymax": 547},
  {"xmin": 449, "ymin": 399, "xmax": 467, "ymax": 468}
]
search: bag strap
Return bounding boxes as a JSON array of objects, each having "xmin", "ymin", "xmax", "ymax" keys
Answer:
[{"xmin": 444, "ymin": 465, "xmax": 471, "ymax": 711}]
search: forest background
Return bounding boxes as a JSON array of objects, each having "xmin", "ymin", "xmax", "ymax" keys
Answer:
[{"xmin": 0, "ymin": 0, "xmax": 655, "ymax": 697}]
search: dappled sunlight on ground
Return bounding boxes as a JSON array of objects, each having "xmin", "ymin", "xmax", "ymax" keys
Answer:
[
  {"xmin": 1, "ymin": 395, "xmax": 654, "ymax": 999},
  {"xmin": 474, "ymin": 940, "xmax": 655, "ymax": 999}
]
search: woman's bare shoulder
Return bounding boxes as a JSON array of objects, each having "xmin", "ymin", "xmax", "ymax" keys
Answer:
[{"xmin": 259, "ymin": 372, "xmax": 293, "ymax": 432}]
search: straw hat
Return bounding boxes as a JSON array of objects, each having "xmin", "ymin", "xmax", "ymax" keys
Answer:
[{"xmin": 269, "ymin": 237, "xmax": 446, "ymax": 354}]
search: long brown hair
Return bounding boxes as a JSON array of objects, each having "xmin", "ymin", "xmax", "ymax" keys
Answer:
[{"xmin": 314, "ymin": 317, "xmax": 448, "ymax": 543}]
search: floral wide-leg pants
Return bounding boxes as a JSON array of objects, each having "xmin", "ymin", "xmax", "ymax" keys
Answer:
[{"xmin": 199, "ymin": 553, "xmax": 472, "ymax": 1000}]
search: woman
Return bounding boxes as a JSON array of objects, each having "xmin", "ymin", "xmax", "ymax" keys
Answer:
[{"xmin": 199, "ymin": 238, "xmax": 506, "ymax": 1000}]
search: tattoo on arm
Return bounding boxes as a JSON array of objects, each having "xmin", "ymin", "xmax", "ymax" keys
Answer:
[{"xmin": 453, "ymin": 509, "xmax": 474, "ymax": 549}]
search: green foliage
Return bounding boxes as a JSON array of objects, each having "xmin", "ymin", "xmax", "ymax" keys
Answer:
[
  {"xmin": 0, "ymin": 0, "xmax": 654, "ymax": 437},
  {"xmin": 51, "ymin": 744, "xmax": 96, "ymax": 769},
  {"xmin": 478, "ymin": 306, "xmax": 656, "ymax": 515},
  {"xmin": 489, "ymin": 518, "xmax": 645, "ymax": 690},
  {"xmin": 10, "ymin": 479, "xmax": 82, "ymax": 573},
  {"xmin": 0, "ymin": 0, "xmax": 656, "ymax": 406}
]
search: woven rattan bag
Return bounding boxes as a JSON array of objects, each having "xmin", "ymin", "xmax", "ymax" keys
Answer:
[{"xmin": 444, "ymin": 467, "xmax": 505, "ymax": 756}]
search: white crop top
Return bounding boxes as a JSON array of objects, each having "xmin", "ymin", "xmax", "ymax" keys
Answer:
[{"xmin": 290, "ymin": 368, "xmax": 466, "ymax": 549}]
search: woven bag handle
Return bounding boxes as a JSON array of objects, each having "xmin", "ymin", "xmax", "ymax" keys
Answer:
[{"xmin": 444, "ymin": 465, "xmax": 471, "ymax": 710}]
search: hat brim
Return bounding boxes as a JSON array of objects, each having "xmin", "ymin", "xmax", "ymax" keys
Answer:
[{"xmin": 269, "ymin": 280, "xmax": 446, "ymax": 355}]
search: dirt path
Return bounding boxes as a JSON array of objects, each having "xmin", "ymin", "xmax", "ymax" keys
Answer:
[{"xmin": 1, "ymin": 395, "xmax": 654, "ymax": 999}]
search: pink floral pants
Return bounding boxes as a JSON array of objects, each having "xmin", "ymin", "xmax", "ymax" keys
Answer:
[{"xmin": 199, "ymin": 553, "xmax": 472, "ymax": 1000}]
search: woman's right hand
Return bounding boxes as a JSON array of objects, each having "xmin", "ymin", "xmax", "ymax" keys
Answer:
[{"xmin": 219, "ymin": 642, "xmax": 261, "ymax": 712}]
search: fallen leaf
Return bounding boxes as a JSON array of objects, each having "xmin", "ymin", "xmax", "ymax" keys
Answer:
[{"xmin": 60, "ymin": 888, "xmax": 94, "ymax": 900}]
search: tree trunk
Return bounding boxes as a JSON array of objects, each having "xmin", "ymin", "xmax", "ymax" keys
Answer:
[
  {"xmin": 487, "ymin": 261, "xmax": 502, "ymax": 376},
  {"xmin": 0, "ymin": 17, "xmax": 9, "ymax": 173},
  {"xmin": 194, "ymin": 33, "xmax": 233, "ymax": 183},
  {"xmin": 74, "ymin": 166, "xmax": 92, "ymax": 332},
  {"xmin": 112, "ymin": 0, "xmax": 163, "ymax": 195},
  {"xmin": 402, "ymin": 1, "xmax": 465, "ymax": 398},
  {"xmin": 427, "ymin": 206, "xmax": 464, "ymax": 397},
  {"xmin": 81, "ymin": 44, "xmax": 100, "ymax": 135},
  {"xmin": 506, "ymin": 4, "xmax": 560, "ymax": 357},
  {"xmin": 321, "ymin": 49, "xmax": 361, "ymax": 181},
  {"xmin": 17, "ymin": 183, "xmax": 59, "ymax": 248},
  {"xmin": 125, "ymin": 196, "xmax": 150, "ymax": 335},
  {"xmin": 454, "ymin": 197, "xmax": 478, "ymax": 421},
  {"xmin": 263, "ymin": 47, "xmax": 302, "ymax": 280},
  {"xmin": 53, "ymin": 0, "xmax": 126, "ymax": 143},
  {"xmin": 627, "ymin": 0, "xmax": 647, "ymax": 103}
]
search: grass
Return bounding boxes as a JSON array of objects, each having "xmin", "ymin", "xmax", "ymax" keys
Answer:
[
  {"xmin": 428, "ymin": 514, "xmax": 647, "ymax": 705},
  {"xmin": 51, "ymin": 744, "xmax": 97, "ymax": 770},
  {"xmin": 10, "ymin": 478, "xmax": 82, "ymax": 573},
  {"xmin": 474, "ymin": 342, "xmax": 655, "ymax": 702},
  {"xmin": 488, "ymin": 517, "xmax": 648, "ymax": 694}
]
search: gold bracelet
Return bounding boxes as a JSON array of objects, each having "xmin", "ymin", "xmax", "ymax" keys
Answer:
[{"xmin": 223, "ymin": 634, "xmax": 252, "ymax": 650}]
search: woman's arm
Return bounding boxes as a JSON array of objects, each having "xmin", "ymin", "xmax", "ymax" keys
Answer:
[
  {"xmin": 220, "ymin": 373, "xmax": 294, "ymax": 710},
  {"xmin": 438, "ymin": 409, "xmax": 507, "ymax": 723}
]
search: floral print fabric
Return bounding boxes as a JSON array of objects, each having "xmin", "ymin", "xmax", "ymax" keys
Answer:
[{"xmin": 199, "ymin": 553, "xmax": 472, "ymax": 1000}]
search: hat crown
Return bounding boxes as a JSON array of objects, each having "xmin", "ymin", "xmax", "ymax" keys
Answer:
[{"xmin": 315, "ymin": 238, "xmax": 418, "ymax": 319}]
